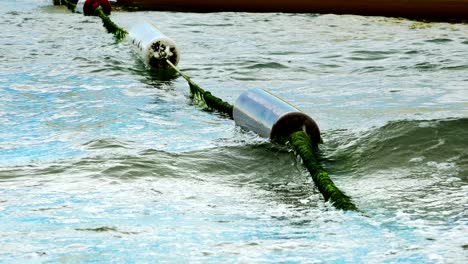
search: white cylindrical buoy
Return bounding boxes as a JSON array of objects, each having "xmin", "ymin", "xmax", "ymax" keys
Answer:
[
  {"xmin": 129, "ymin": 22, "xmax": 180, "ymax": 68},
  {"xmin": 233, "ymin": 89, "xmax": 321, "ymax": 144}
]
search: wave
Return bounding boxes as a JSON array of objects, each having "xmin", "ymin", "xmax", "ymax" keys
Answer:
[
  {"xmin": 2, "ymin": 118, "xmax": 466, "ymax": 216},
  {"xmin": 3, "ymin": 118, "xmax": 466, "ymax": 182},
  {"xmin": 326, "ymin": 118, "xmax": 468, "ymax": 180}
]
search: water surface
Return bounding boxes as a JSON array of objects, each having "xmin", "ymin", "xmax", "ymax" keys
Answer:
[{"xmin": 0, "ymin": 1, "xmax": 467, "ymax": 262}]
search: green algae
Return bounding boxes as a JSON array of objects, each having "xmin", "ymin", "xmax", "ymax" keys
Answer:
[
  {"xmin": 289, "ymin": 131, "xmax": 357, "ymax": 211},
  {"xmin": 166, "ymin": 59, "xmax": 234, "ymax": 118},
  {"xmin": 94, "ymin": 6, "xmax": 128, "ymax": 41}
]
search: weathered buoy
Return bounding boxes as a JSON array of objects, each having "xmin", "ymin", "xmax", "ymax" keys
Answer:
[
  {"xmin": 233, "ymin": 89, "xmax": 321, "ymax": 144},
  {"xmin": 129, "ymin": 22, "xmax": 180, "ymax": 67}
]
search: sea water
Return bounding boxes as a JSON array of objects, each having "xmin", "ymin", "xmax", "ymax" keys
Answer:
[{"xmin": 0, "ymin": 1, "xmax": 467, "ymax": 262}]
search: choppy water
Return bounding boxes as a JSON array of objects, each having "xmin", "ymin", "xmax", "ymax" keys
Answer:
[{"xmin": 1, "ymin": 0, "xmax": 467, "ymax": 262}]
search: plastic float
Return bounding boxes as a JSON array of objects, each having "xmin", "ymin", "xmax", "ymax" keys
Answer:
[
  {"xmin": 128, "ymin": 22, "xmax": 180, "ymax": 67},
  {"xmin": 115, "ymin": 0, "xmax": 468, "ymax": 20},
  {"xmin": 233, "ymin": 89, "xmax": 321, "ymax": 145}
]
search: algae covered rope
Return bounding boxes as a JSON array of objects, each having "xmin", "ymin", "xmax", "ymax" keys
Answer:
[
  {"xmin": 165, "ymin": 59, "xmax": 234, "ymax": 118},
  {"xmin": 289, "ymin": 131, "xmax": 357, "ymax": 211},
  {"xmin": 93, "ymin": 6, "xmax": 128, "ymax": 41}
]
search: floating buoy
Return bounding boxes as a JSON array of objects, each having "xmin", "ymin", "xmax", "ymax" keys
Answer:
[
  {"xmin": 233, "ymin": 89, "xmax": 321, "ymax": 144},
  {"xmin": 129, "ymin": 22, "xmax": 180, "ymax": 67}
]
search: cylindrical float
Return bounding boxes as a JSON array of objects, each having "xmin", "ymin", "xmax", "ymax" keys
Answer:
[
  {"xmin": 233, "ymin": 89, "xmax": 321, "ymax": 144},
  {"xmin": 129, "ymin": 22, "xmax": 180, "ymax": 68}
]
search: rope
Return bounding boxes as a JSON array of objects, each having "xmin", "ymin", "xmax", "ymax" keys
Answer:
[
  {"xmin": 289, "ymin": 131, "xmax": 357, "ymax": 211},
  {"xmin": 94, "ymin": 6, "xmax": 128, "ymax": 41},
  {"xmin": 165, "ymin": 59, "xmax": 234, "ymax": 118}
]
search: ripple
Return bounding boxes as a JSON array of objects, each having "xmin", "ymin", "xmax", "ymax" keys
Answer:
[
  {"xmin": 353, "ymin": 66, "xmax": 387, "ymax": 73},
  {"xmin": 82, "ymin": 139, "xmax": 130, "ymax": 150},
  {"xmin": 75, "ymin": 226, "xmax": 139, "ymax": 235},
  {"xmin": 441, "ymin": 65, "xmax": 468, "ymax": 71},
  {"xmin": 348, "ymin": 50, "xmax": 397, "ymax": 61},
  {"xmin": 414, "ymin": 62, "xmax": 440, "ymax": 71},
  {"xmin": 404, "ymin": 50, "xmax": 420, "ymax": 55},
  {"xmin": 244, "ymin": 62, "xmax": 288, "ymax": 69},
  {"xmin": 425, "ymin": 38, "xmax": 453, "ymax": 43}
]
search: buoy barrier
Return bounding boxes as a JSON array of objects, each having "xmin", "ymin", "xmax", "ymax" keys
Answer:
[
  {"xmin": 57, "ymin": 0, "xmax": 127, "ymax": 40},
  {"xmin": 129, "ymin": 22, "xmax": 180, "ymax": 67},
  {"xmin": 53, "ymin": 2, "xmax": 357, "ymax": 211}
]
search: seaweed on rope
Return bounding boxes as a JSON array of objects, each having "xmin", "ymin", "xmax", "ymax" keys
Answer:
[
  {"xmin": 165, "ymin": 59, "xmax": 234, "ymax": 118},
  {"xmin": 94, "ymin": 6, "xmax": 128, "ymax": 41},
  {"xmin": 289, "ymin": 131, "xmax": 357, "ymax": 211}
]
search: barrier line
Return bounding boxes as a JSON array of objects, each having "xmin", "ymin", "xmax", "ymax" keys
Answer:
[{"xmin": 57, "ymin": 2, "xmax": 357, "ymax": 211}]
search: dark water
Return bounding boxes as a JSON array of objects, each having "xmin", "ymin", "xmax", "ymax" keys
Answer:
[{"xmin": 0, "ymin": 1, "xmax": 467, "ymax": 262}]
